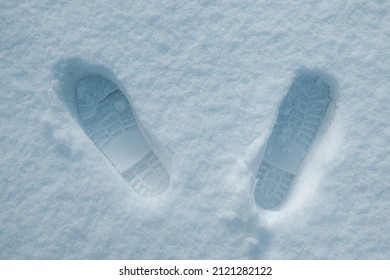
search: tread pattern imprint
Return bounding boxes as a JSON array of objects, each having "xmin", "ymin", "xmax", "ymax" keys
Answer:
[
  {"xmin": 254, "ymin": 74, "xmax": 331, "ymax": 209},
  {"xmin": 75, "ymin": 75, "xmax": 169, "ymax": 197}
]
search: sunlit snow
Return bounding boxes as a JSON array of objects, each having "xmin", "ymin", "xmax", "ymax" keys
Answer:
[{"xmin": 1, "ymin": 0, "xmax": 389, "ymax": 259}]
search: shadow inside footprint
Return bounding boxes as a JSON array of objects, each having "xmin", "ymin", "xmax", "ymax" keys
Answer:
[
  {"xmin": 254, "ymin": 72, "xmax": 334, "ymax": 209},
  {"xmin": 54, "ymin": 58, "xmax": 170, "ymax": 197}
]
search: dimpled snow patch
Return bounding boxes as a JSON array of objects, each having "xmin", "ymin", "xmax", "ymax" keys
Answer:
[
  {"xmin": 75, "ymin": 75, "xmax": 169, "ymax": 197},
  {"xmin": 254, "ymin": 74, "xmax": 331, "ymax": 209}
]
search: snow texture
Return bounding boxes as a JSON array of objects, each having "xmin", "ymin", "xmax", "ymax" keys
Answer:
[{"xmin": 1, "ymin": 0, "xmax": 390, "ymax": 259}]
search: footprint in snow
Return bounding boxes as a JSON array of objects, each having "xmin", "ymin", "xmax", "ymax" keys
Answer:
[
  {"xmin": 75, "ymin": 75, "xmax": 170, "ymax": 197},
  {"xmin": 254, "ymin": 73, "xmax": 332, "ymax": 209}
]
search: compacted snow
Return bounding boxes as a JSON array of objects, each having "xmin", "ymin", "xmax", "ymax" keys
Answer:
[{"xmin": 1, "ymin": 0, "xmax": 389, "ymax": 259}]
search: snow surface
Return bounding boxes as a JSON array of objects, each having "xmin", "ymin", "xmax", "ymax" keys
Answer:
[{"xmin": 1, "ymin": 0, "xmax": 389, "ymax": 259}]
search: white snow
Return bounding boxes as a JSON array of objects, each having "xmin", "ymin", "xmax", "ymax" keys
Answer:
[{"xmin": 1, "ymin": 0, "xmax": 389, "ymax": 259}]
